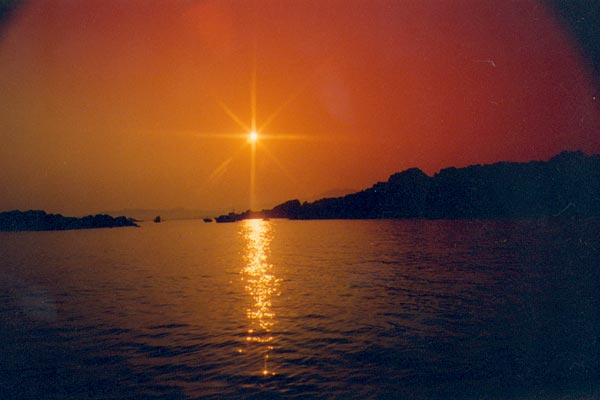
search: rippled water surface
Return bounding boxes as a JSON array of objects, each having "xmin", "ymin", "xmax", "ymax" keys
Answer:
[{"xmin": 1, "ymin": 219, "xmax": 598, "ymax": 399}]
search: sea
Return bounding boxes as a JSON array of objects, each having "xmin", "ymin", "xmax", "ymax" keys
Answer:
[{"xmin": 0, "ymin": 219, "xmax": 598, "ymax": 399}]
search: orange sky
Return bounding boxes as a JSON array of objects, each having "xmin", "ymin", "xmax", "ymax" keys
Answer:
[{"xmin": 1, "ymin": 0, "xmax": 599, "ymax": 215}]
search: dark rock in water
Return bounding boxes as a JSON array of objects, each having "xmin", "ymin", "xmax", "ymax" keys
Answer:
[
  {"xmin": 0, "ymin": 210, "xmax": 139, "ymax": 232},
  {"xmin": 153, "ymin": 216, "xmax": 161, "ymax": 223},
  {"xmin": 215, "ymin": 212, "xmax": 240, "ymax": 223}
]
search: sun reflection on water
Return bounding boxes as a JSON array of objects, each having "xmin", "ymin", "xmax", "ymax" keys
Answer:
[{"xmin": 240, "ymin": 219, "xmax": 280, "ymax": 376}]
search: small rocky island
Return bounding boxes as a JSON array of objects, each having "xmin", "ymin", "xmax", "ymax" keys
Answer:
[{"xmin": 0, "ymin": 210, "xmax": 138, "ymax": 232}]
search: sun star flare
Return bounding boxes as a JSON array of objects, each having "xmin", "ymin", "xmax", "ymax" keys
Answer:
[{"xmin": 249, "ymin": 131, "xmax": 259, "ymax": 143}]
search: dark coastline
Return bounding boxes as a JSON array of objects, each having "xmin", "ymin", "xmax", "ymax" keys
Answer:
[
  {"xmin": 0, "ymin": 210, "xmax": 138, "ymax": 232},
  {"xmin": 217, "ymin": 151, "xmax": 600, "ymax": 222}
]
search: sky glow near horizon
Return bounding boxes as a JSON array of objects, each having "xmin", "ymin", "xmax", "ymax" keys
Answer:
[{"xmin": 0, "ymin": 0, "xmax": 599, "ymax": 215}]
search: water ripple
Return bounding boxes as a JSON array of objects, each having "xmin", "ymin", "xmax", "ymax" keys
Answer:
[{"xmin": 0, "ymin": 219, "xmax": 598, "ymax": 399}]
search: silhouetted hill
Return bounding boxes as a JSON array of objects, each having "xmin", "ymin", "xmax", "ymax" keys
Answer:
[
  {"xmin": 0, "ymin": 210, "xmax": 139, "ymax": 231},
  {"xmin": 304, "ymin": 188, "xmax": 358, "ymax": 202},
  {"xmin": 215, "ymin": 151, "xmax": 600, "ymax": 221}
]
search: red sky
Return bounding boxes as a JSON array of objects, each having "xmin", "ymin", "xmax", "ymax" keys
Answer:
[{"xmin": 0, "ymin": 0, "xmax": 598, "ymax": 215}]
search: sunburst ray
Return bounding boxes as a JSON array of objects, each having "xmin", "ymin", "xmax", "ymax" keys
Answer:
[
  {"xmin": 217, "ymin": 100, "xmax": 251, "ymax": 133},
  {"xmin": 207, "ymin": 143, "xmax": 249, "ymax": 184}
]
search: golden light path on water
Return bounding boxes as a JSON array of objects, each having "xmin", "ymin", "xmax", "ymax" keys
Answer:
[{"xmin": 240, "ymin": 219, "xmax": 280, "ymax": 376}]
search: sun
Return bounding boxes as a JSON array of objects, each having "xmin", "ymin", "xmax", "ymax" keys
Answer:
[{"xmin": 248, "ymin": 131, "xmax": 259, "ymax": 143}]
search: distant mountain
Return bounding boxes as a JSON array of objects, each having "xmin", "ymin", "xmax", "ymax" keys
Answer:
[
  {"xmin": 100, "ymin": 208, "xmax": 214, "ymax": 221},
  {"xmin": 304, "ymin": 188, "xmax": 358, "ymax": 202},
  {"xmin": 216, "ymin": 151, "xmax": 600, "ymax": 221},
  {"xmin": 0, "ymin": 210, "xmax": 138, "ymax": 232}
]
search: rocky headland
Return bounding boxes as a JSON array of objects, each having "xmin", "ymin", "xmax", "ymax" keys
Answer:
[{"xmin": 216, "ymin": 151, "xmax": 600, "ymax": 221}]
